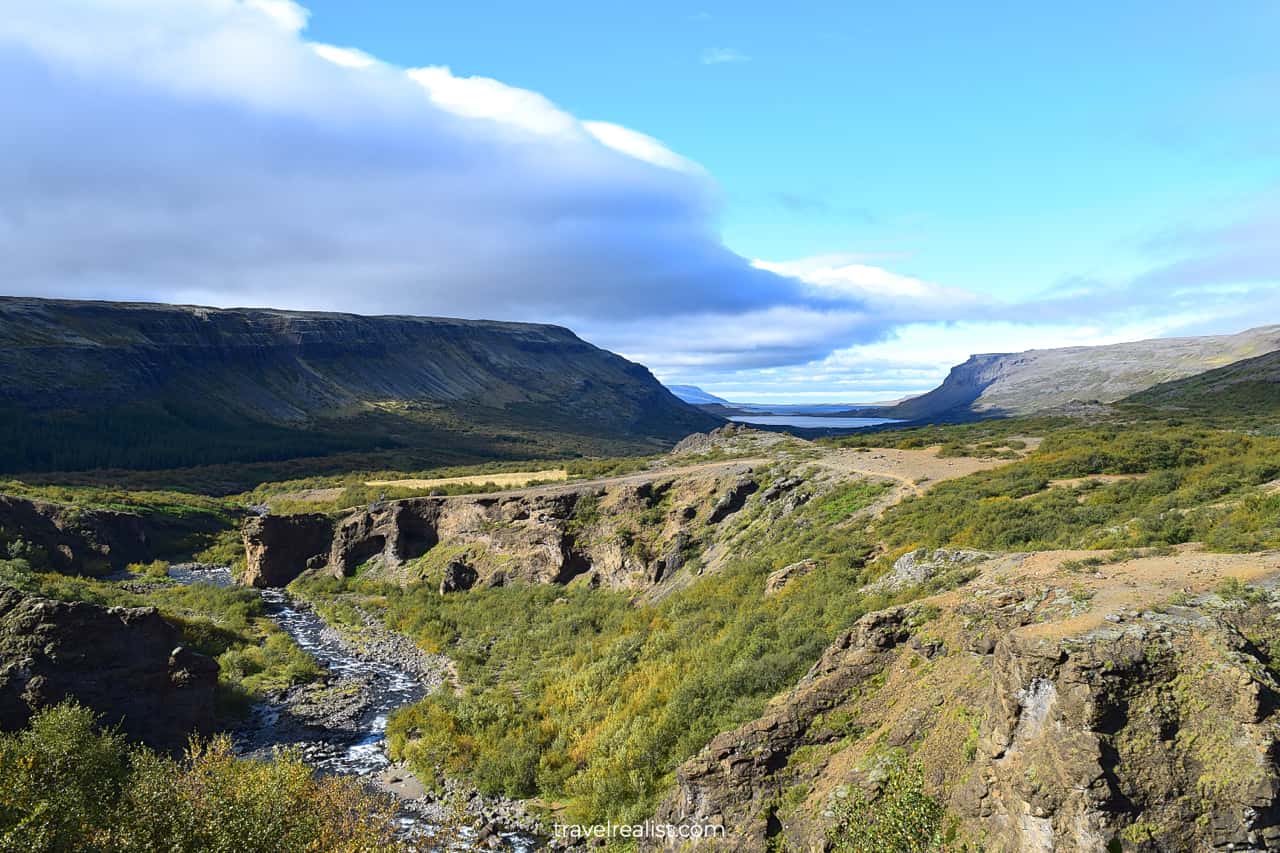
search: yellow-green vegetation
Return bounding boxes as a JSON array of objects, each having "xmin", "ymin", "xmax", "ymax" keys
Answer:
[
  {"xmin": 0, "ymin": 559, "xmax": 319, "ymax": 711},
  {"xmin": 825, "ymin": 758, "xmax": 944, "ymax": 853},
  {"xmin": 126, "ymin": 560, "xmax": 170, "ymax": 579},
  {"xmin": 0, "ymin": 481, "xmax": 239, "ymax": 564},
  {"xmin": 873, "ymin": 423, "xmax": 1280, "ymax": 552},
  {"xmin": 317, "ymin": 416, "xmax": 1280, "ymax": 828},
  {"xmin": 0, "ymin": 702, "xmax": 404, "ymax": 853},
  {"xmin": 237, "ymin": 455, "xmax": 662, "ymax": 515},
  {"xmin": 291, "ymin": 480, "xmax": 958, "ymax": 824},
  {"xmin": 826, "ymin": 417, "xmax": 1064, "ymax": 455}
]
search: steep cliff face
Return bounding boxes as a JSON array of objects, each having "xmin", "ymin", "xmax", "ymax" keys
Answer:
[
  {"xmin": 649, "ymin": 549, "xmax": 1280, "ymax": 852},
  {"xmin": 0, "ymin": 495, "xmax": 151, "ymax": 574},
  {"xmin": 241, "ymin": 461, "xmax": 769, "ymax": 590},
  {"xmin": 241, "ymin": 513, "xmax": 335, "ymax": 588},
  {"xmin": 0, "ymin": 297, "xmax": 720, "ymax": 473},
  {"xmin": 884, "ymin": 325, "xmax": 1280, "ymax": 421},
  {"xmin": 0, "ymin": 586, "xmax": 218, "ymax": 754}
]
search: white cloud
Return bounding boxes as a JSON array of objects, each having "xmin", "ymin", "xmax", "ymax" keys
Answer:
[
  {"xmin": 753, "ymin": 256, "xmax": 984, "ymax": 313},
  {"xmin": 0, "ymin": 0, "xmax": 820, "ymax": 332},
  {"xmin": 0, "ymin": 1, "xmax": 1270, "ymax": 405},
  {"xmin": 406, "ymin": 65, "xmax": 582, "ymax": 138},
  {"xmin": 700, "ymin": 47, "xmax": 750, "ymax": 65},
  {"xmin": 583, "ymin": 122, "xmax": 706, "ymax": 175},
  {"xmin": 310, "ymin": 42, "xmax": 376, "ymax": 69},
  {"xmin": 247, "ymin": 0, "xmax": 308, "ymax": 33}
]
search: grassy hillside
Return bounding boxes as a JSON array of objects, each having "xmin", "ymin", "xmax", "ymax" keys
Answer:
[
  {"xmin": 0, "ymin": 297, "xmax": 719, "ymax": 475},
  {"xmin": 881, "ymin": 325, "xmax": 1280, "ymax": 420},
  {"xmin": 1124, "ymin": 348, "xmax": 1280, "ymax": 419},
  {"xmin": 296, "ymin": 411, "xmax": 1280, "ymax": 825}
]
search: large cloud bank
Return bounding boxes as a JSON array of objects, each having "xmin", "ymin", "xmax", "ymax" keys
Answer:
[
  {"xmin": 3, "ymin": 1, "xmax": 1276, "ymax": 403},
  {"xmin": 0, "ymin": 1, "xmax": 898, "ymax": 367}
]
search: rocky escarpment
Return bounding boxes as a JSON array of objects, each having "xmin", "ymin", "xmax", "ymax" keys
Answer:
[
  {"xmin": 0, "ymin": 494, "xmax": 151, "ymax": 574},
  {"xmin": 241, "ymin": 513, "xmax": 335, "ymax": 588},
  {"xmin": 0, "ymin": 586, "xmax": 217, "ymax": 753},
  {"xmin": 880, "ymin": 324, "xmax": 1280, "ymax": 421},
  {"xmin": 0, "ymin": 296, "xmax": 720, "ymax": 474},
  {"xmin": 649, "ymin": 552, "xmax": 1280, "ymax": 852},
  {"xmin": 242, "ymin": 463, "xmax": 771, "ymax": 591}
]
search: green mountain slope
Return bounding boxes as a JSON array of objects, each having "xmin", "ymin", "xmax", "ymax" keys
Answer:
[
  {"xmin": 1124, "ymin": 348, "xmax": 1280, "ymax": 416},
  {"xmin": 882, "ymin": 325, "xmax": 1280, "ymax": 421},
  {"xmin": 0, "ymin": 298, "xmax": 720, "ymax": 474}
]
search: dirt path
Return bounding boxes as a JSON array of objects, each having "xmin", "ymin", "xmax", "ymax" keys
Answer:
[
  {"xmin": 814, "ymin": 446, "xmax": 1016, "ymax": 498},
  {"xmin": 439, "ymin": 442, "xmax": 1028, "ymax": 507}
]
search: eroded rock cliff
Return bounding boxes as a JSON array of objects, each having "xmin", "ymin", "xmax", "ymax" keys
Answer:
[
  {"xmin": 649, "ymin": 550, "xmax": 1280, "ymax": 852},
  {"xmin": 241, "ymin": 462, "xmax": 769, "ymax": 590},
  {"xmin": 0, "ymin": 495, "xmax": 151, "ymax": 574},
  {"xmin": 0, "ymin": 586, "xmax": 218, "ymax": 753}
]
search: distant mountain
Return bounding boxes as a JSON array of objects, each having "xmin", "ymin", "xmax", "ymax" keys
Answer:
[
  {"xmin": 667, "ymin": 385, "xmax": 730, "ymax": 406},
  {"xmin": 0, "ymin": 297, "xmax": 721, "ymax": 474},
  {"xmin": 1124, "ymin": 348, "xmax": 1280, "ymax": 416},
  {"xmin": 880, "ymin": 325, "xmax": 1280, "ymax": 421}
]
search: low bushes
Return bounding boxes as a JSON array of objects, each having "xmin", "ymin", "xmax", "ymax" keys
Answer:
[{"xmin": 0, "ymin": 702, "xmax": 403, "ymax": 853}]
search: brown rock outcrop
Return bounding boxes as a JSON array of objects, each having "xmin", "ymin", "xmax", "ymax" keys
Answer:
[
  {"xmin": 242, "ymin": 513, "xmax": 334, "ymax": 588},
  {"xmin": 0, "ymin": 585, "xmax": 217, "ymax": 754},
  {"xmin": 0, "ymin": 494, "xmax": 151, "ymax": 574},
  {"xmin": 764, "ymin": 559, "xmax": 818, "ymax": 595},
  {"xmin": 242, "ymin": 464, "xmax": 773, "ymax": 591},
  {"xmin": 649, "ymin": 584, "xmax": 1280, "ymax": 852},
  {"xmin": 706, "ymin": 477, "xmax": 759, "ymax": 525}
]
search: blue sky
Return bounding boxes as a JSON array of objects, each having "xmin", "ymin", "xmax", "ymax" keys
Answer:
[
  {"xmin": 3, "ymin": 1, "xmax": 1279, "ymax": 401},
  {"xmin": 298, "ymin": 0, "xmax": 1279, "ymax": 291}
]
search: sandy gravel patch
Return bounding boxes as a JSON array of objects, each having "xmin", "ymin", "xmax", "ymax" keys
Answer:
[
  {"xmin": 960, "ymin": 545, "xmax": 1280, "ymax": 641},
  {"xmin": 366, "ymin": 469, "xmax": 569, "ymax": 490}
]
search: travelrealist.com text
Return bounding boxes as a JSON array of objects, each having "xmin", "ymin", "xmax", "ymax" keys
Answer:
[{"xmin": 553, "ymin": 821, "xmax": 727, "ymax": 841}]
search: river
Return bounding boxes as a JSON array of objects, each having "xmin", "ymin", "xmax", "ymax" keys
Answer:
[{"xmin": 167, "ymin": 564, "xmax": 538, "ymax": 850}]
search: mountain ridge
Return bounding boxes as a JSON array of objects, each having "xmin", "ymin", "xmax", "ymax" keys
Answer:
[
  {"xmin": 876, "ymin": 324, "xmax": 1280, "ymax": 421},
  {"xmin": 1125, "ymin": 347, "xmax": 1280, "ymax": 416},
  {"xmin": 0, "ymin": 297, "xmax": 720, "ymax": 474}
]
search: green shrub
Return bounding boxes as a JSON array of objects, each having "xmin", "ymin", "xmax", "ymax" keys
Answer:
[
  {"xmin": 826, "ymin": 759, "xmax": 944, "ymax": 853},
  {"xmin": 365, "ymin": 479, "xmax": 898, "ymax": 822},
  {"xmin": 0, "ymin": 702, "xmax": 404, "ymax": 852},
  {"xmin": 127, "ymin": 560, "xmax": 171, "ymax": 579},
  {"xmin": 0, "ymin": 702, "xmax": 129, "ymax": 852}
]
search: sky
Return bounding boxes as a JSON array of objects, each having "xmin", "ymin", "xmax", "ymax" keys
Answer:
[{"xmin": 2, "ymin": 1, "xmax": 1279, "ymax": 402}]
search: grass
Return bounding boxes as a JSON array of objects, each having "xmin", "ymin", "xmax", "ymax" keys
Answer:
[
  {"xmin": 8, "ymin": 405, "xmax": 1280, "ymax": 843},
  {"xmin": 293, "ymin": 479, "xmax": 909, "ymax": 823},
  {"xmin": 873, "ymin": 422, "xmax": 1280, "ymax": 553},
  {"xmin": 0, "ymin": 558, "xmax": 319, "ymax": 712}
]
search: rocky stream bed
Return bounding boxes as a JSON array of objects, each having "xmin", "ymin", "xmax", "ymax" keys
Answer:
[{"xmin": 167, "ymin": 564, "xmax": 543, "ymax": 851}]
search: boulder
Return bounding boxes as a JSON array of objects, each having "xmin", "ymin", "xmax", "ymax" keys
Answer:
[
  {"xmin": 877, "ymin": 547, "xmax": 992, "ymax": 591},
  {"xmin": 761, "ymin": 477, "xmax": 801, "ymax": 502},
  {"xmin": 764, "ymin": 559, "xmax": 817, "ymax": 595},
  {"xmin": 439, "ymin": 558, "xmax": 478, "ymax": 594}
]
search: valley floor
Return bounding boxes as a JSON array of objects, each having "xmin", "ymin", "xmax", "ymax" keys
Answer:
[{"xmin": 7, "ymin": 415, "xmax": 1280, "ymax": 851}]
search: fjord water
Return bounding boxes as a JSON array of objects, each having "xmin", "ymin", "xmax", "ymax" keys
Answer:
[{"xmin": 728, "ymin": 414, "xmax": 900, "ymax": 428}]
